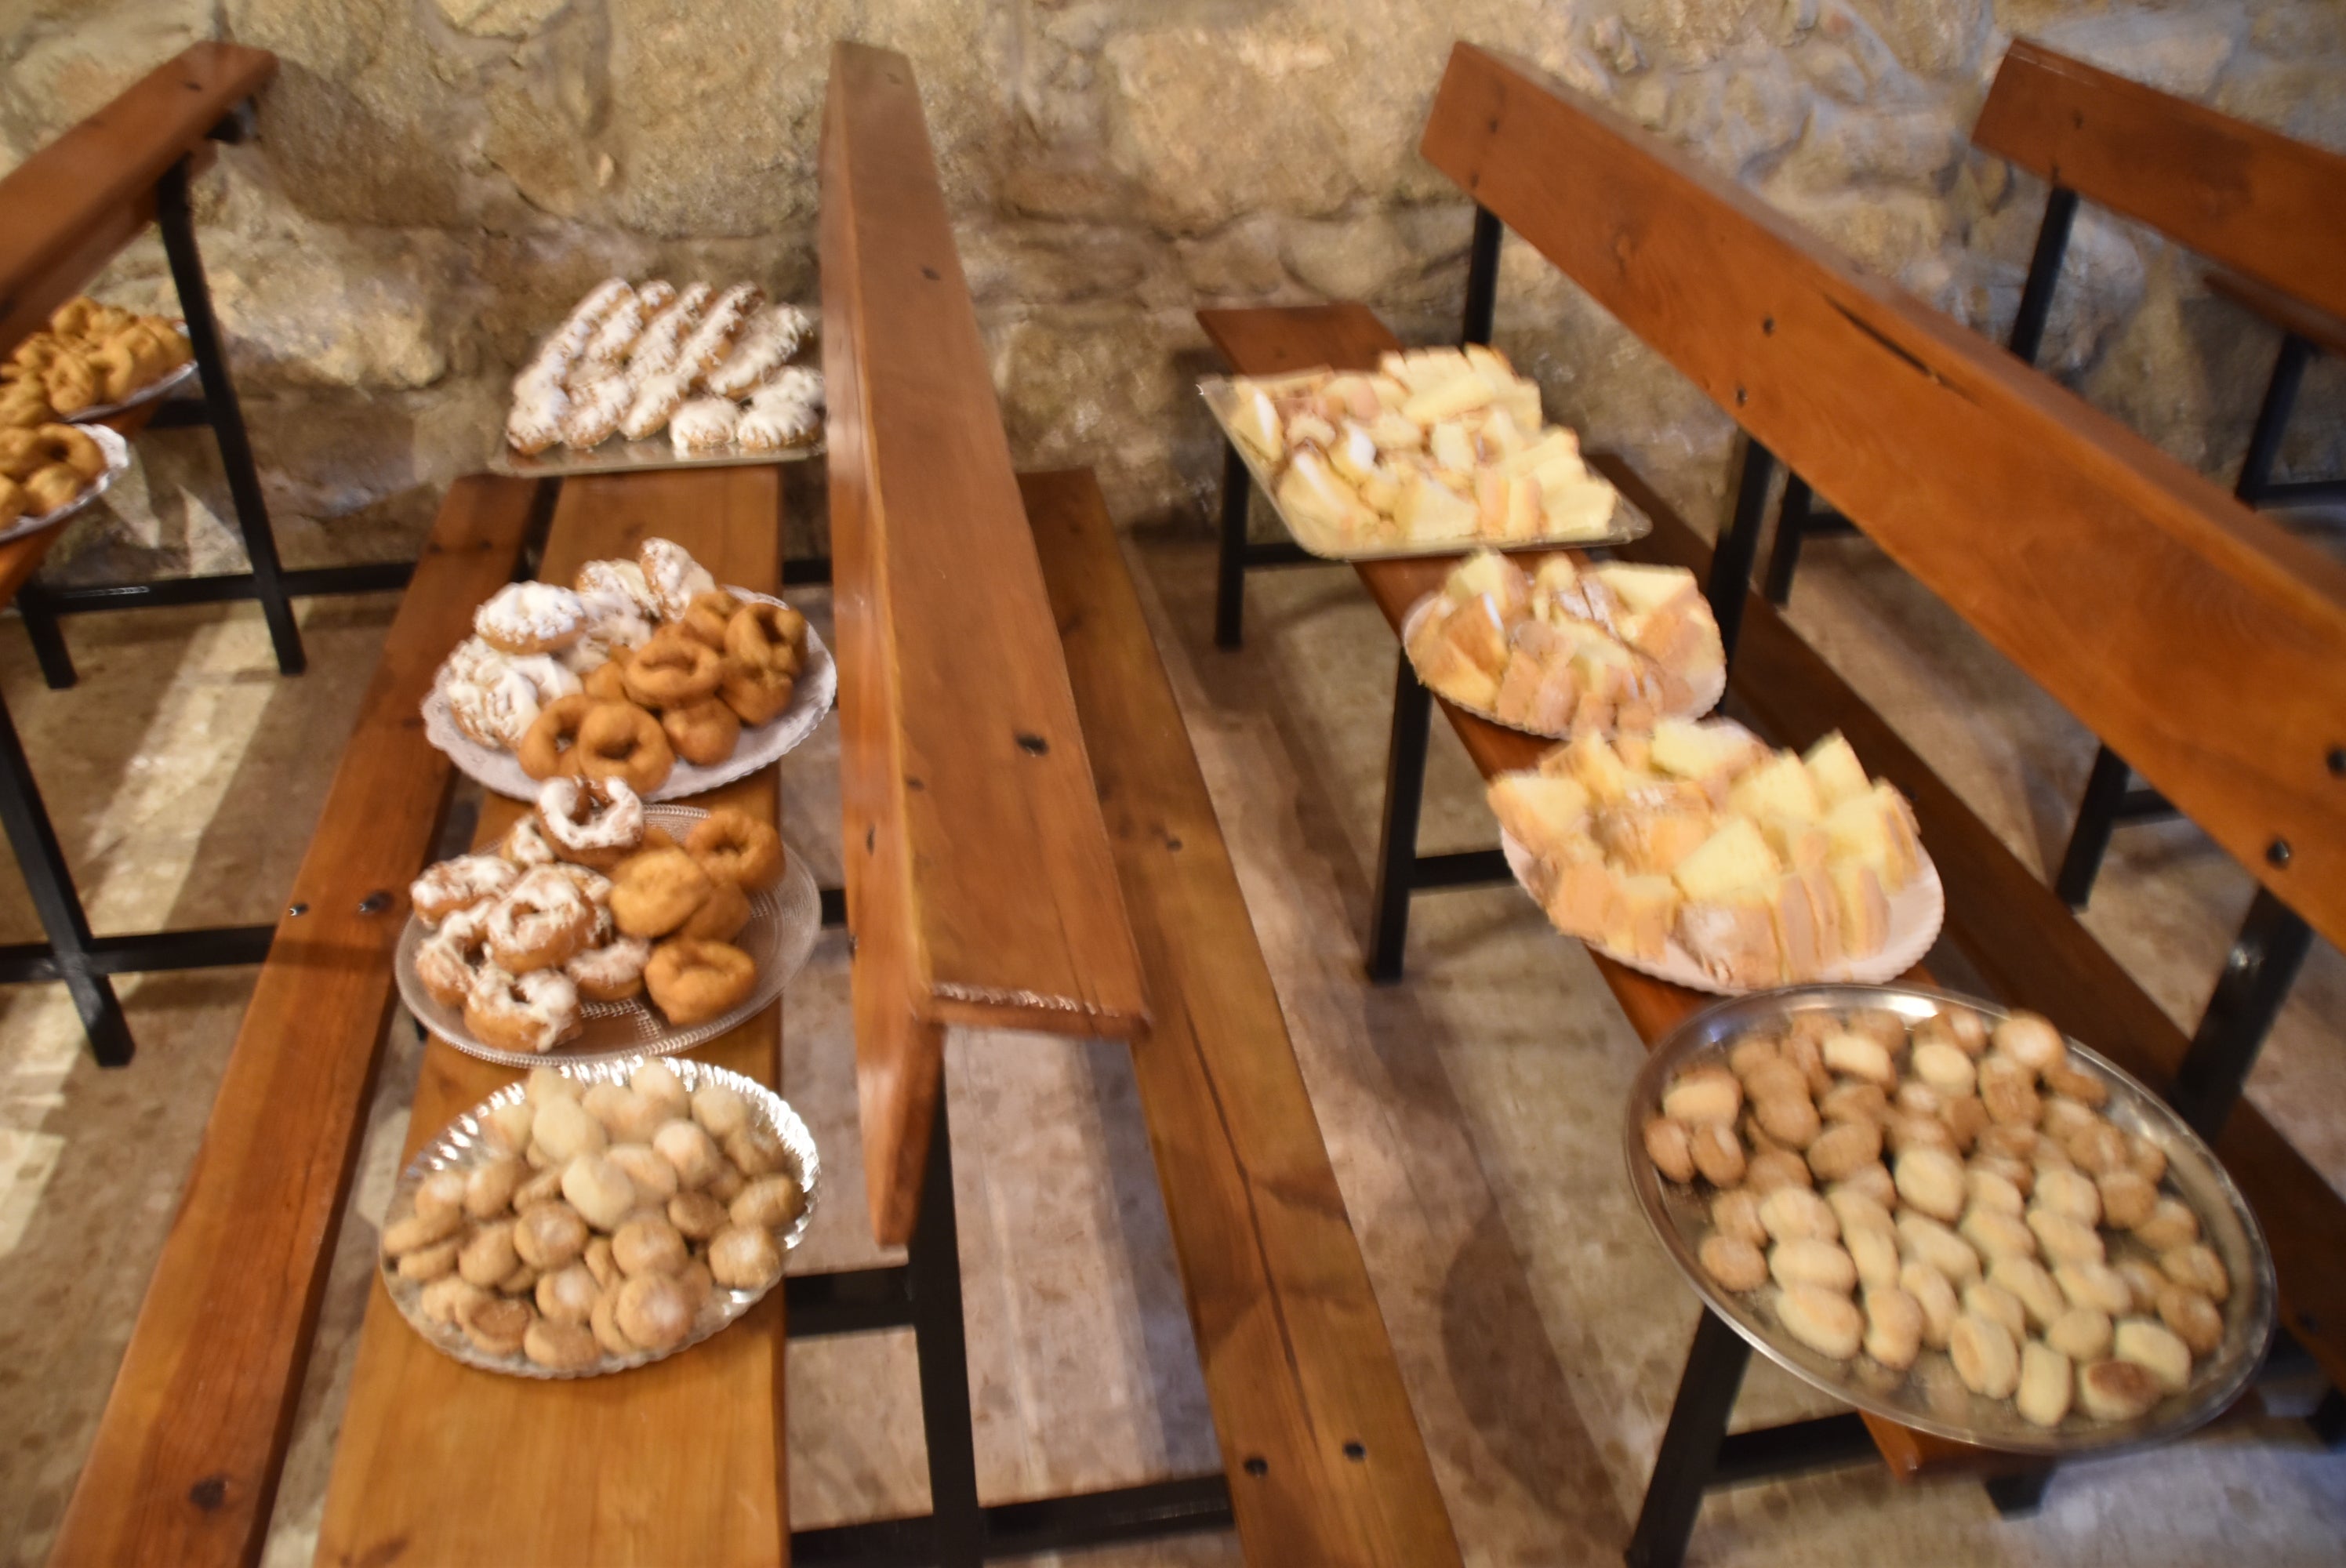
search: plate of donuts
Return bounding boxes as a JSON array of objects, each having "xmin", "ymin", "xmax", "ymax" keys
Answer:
[
  {"xmin": 70, "ymin": 323, "xmax": 201, "ymax": 424},
  {"xmin": 397, "ymin": 799, "xmax": 822, "ymax": 1070},
  {"xmin": 423, "ymin": 550, "xmax": 836, "ymax": 804},
  {"xmin": 0, "ymin": 423, "xmax": 129, "ymax": 545},
  {"xmin": 1629, "ymin": 984, "xmax": 2274, "ymax": 1457},
  {"xmin": 379, "ymin": 1054, "xmax": 819, "ymax": 1378}
]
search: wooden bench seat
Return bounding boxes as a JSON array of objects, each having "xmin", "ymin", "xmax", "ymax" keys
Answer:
[
  {"xmin": 1028, "ymin": 467, "xmax": 1462, "ymax": 1565},
  {"xmin": 48, "ymin": 474, "xmax": 540, "ymax": 1567}
]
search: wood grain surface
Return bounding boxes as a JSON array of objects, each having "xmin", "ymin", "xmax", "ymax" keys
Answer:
[
  {"xmin": 1421, "ymin": 42, "xmax": 2346, "ymax": 953},
  {"xmin": 1974, "ymin": 39, "xmax": 2346, "ymax": 328},
  {"xmin": 822, "ymin": 42, "xmax": 1147, "ymax": 1241},
  {"xmin": 1028, "ymin": 468, "xmax": 1463, "ymax": 1566},
  {"xmin": 46, "ymin": 476, "xmax": 538, "ymax": 1568},
  {"xmin": 314, "ymin": 466, "xmax": 793, "ymax": 1567},
  {"xmin": 0, "ymin": 42, "xmax": 274, "ymax": 356}
]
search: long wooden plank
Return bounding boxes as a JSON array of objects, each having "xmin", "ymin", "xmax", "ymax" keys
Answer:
[
  {"xmin": 47, "ymin": 475, "xmax": 537, "ymax": 1568},
  {"xmin": 0, "ymin": 42, "xmax": 273, "ymax": 355},
  {"xmin": 1028, "ymin": 468, "xmax": 1463, "ymax": 1566},
  {"xmin": 821, "ymin": 42, "xmax": 1148, "ymax": 1241},
  {"xmin": 2204, "ymin": 269, "xmax": 2346, "ymax": 364},
  {"xmin": 1421, "ymin": 42, "xmax": 2346, "ymax": 953},
  {"xmin": 1974, "ymin": 40, "xmax": 2346, "ymax": 329},
  {"xmin": 316, "ymin": 466, "xmax": 791, "ymax": 1567}
]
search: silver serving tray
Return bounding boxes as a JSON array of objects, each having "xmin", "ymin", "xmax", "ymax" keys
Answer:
[
  {"xmin": 1628, "ymin": 983, "xmax": 2275, "ymax": 1456},
  {"xmin": 395, "ymin": 805, "xmax": 821, "ymax": 1069},
  {"xmin": 0, "ymin": 423, "xmax": 130, "ymax": 545},
  {"xmin": 380, "ymin": 1054, "xmax": 817, "ymax": 1379},
  {"xmin": 1199, "ymin": 374, "xmax": 1652, "ymax": 561}
]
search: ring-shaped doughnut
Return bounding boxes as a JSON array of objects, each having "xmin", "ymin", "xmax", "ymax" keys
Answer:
[
  {"xmin": 464, "ymin": 965, "xmax": 583, "ymax": 1054},
  {"xmin": 645, "ymin": 938, "xmax": 757, "ymax": 1026},
  {"xmin": 717, "ymin": 656, "xmax": 794, "ymax": 727},
  {"xmin": 661, "ymin": 698, "xmax": 739, "ymax": 767},
  {"xmin": 680, "ymin": 877, "xmax": 751, "ymax": 942},
  {"xmin": 518, "ymin": 693, "xmax": 598, "ymax": 779},
  {"xmin": 576, "ymin": 702, "xmax": 674, "ymax": 795},
  {"xmin": 686, "ymin": 808, "xmax": 784, "ymax": 890},
  {"xmin": 620, "ymin": 633, "xmax": 723, "ymax": 707},
  {"xmin": 0, "ymin": 429, "xmax": 44, "ymax": 480},
  {"xmin": 536, "ymin": 776, "xmax": 645, "ymax": 869},
  {"xmin": 42, "ymin": 354, "xmax": 96, "ymax": 416},
  {"xmin": 48, "ymin": 424, "xmax": 105, "ymax": 481},
  {"xmin": 484, "ymin": 866, "xmax": 597, "ymax": 973},
  {"xmin": 609, "ymin": 848, "xmax": 712, "ymax": 938},
  {"xmin": 566, "ymin": 933, "xmax": 652, "ymax": 1002},
  {"xmin": 583, "ymin": 650, "xmax": 633, "ymax": 703},
  {"xmin": 416, "ymin": 909, "xmax": 495, "ymax": 1007},
  {"xmin": 681, "ymin": 590, "xmax": 743, "ymax": 650},
  {"xmin": 724, "ymin": 601, "xmax": 804, "ymax": 677},
  {"xmin": 22, "ymin": 465, "xmax": 80, "ymax": 514},
  {"xmin": 411, "ymin": 852, "xmax": 521, "ymax": 924}
]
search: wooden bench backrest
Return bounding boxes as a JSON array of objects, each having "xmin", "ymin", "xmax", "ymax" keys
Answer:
[
  {"xmin": 819, "ymin": 42, "xmax": 1149, "ymax": 1243},
  {"xmin": 1421, "ymin": 42, "xmax": 2346, "ymax": 953},
  {"xmin": 1974, "ymin": 38, "xmax": 2346, "ymax": 328},
  {"xmin": 0, "ymin": 42, "xmax": 274, "ymax": 355}
]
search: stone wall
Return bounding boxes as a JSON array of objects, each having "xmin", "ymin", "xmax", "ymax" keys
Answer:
[{"xmin": 2, "ymin": 0, "xmax": 2341, "ymax": 579}]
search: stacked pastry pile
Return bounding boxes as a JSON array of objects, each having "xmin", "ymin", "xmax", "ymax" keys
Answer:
[
  {"xmin": 0, "ymin": 423, "xmax": 110, "ymax": 530},
  {"xmin": 504, "ymin": 278, "xmax": 823, "ymax": 458},
  {"xmin": 1488, "ymin": 720, "xmax": 1923, "ymax": 986},
  {"xmin": 410, "ymin": 791, "xmax": 785, "ymax": 1047},
  {"xmin": 1643, "ymin": 1004, "xmax": 2235, "ymax": 1428},
  {"xmin": 381, "ymin": 1059, "xmax": 807, "ymax": 1370},
  {"xmin": 1406, "ymin": 550, "xmax": 1724, "ymax": 736},
  {"xmin": 1223, "ymin": 346, "xmax": 1622, "ymax": 548},
  {"xmin": 2, "ymin": 295, "xmax": 191, "ymax": 424},
  {"xmin": 438, "ymin": 536, "xmax": 808, "ymax": 793}
]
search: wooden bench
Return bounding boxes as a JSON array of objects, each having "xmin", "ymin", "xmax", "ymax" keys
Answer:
[
  {"xmin": 820, "ymin": 45, "xmax": 1456, "ymax": 1563},
  {"xmin": 0, "ymin": 42, "xmax": 414, "ymax": 1065},
  {"xmin": 1201, "ymin": 38, "xmax": 2346, "ymax": 1566}
]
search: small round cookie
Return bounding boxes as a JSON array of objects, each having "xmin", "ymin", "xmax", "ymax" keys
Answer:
[
  {"xmin": 458, "ymin": 1223, "xmax": 519, "ymax": 1288},
  {"xmin": 1662, "ymin": 1067, "xmax": 1741, "ymax": 1127},
  {"xmin": 730, "ymin": 1174, "xmax": 806, "ymax": 1231},
  {"xmin": 613, "ymin": 1215, "xmax": 689, "ymax": 1277},
  {"xmin": 2016, "ymin": 1341, "xmax": 2073, "ymax": 1428},
  {"xmin": 1992, "ymin": 1011, "xmax": 2066, "ymax": 1073},
  {"xmin": 514, "ymin": 1202, "xmax": 589, "ymax": 1270},
  {"xmin": 2156, "ymin": 1285, "xmax": 2224, "ymax": 1356},
  {"xmin": 607, "ymin": 1142, "xmax": 681, "ymax": 1204},
  {"xmin": 1977, "ymin": 1056, "xmax": 2040, "ymax": 1127},
  {"xmin": 1896, "ymin": 1211, "xmax": 1981, "ymax": 1285},
  {"xmin": 2133, "ymin": 1197, "xmax": 2200, "ymax": 1252},
  {"xmin": 1711, "ymin": 1189, "xmax": 1767, "ymax": 1247},
  {"xmin": 2096, "ymin": 1169, "xmax": 2159, "ymax": 1231},
  {"xmin": 2046, "ymin": 1304, "xmax": 2114, "ymax": 1361},
  {"xmin": 1690, "ymin": 1123, "xmax": 1745, "ymax": 1188},
  {"xmin": 1769, "ymin": 1238, "xmax": 1856, "ymax": 1294},
  {"xmin": 1758, "ymin": 1187, "xmax": 1837, "ymax": 1244},
  {"xmin": 1847, "ymin": 1224, "xmax": 1901, "ymax": 1290},
  {"xmin": 460, "ymin": 1295, "xmax": 535, "ymax": 1358},
  {"xmin": 670, "ymin": 1189, "xmax": 730, "ymax": 1242},
  {"xmin": 2027, "ymin": 1206, "xmax": 2105, "ymax": 1267},
  {"xmin": 616, "ymin": 1273, "xmax": 695, "ymax": 1351},
  {"xmin": 1861, "ymin": 1285, "xmax": 1923, "ymax": 1370},
  {"xmin": 1778, "ymin": 1285, "xmax": 1865, "ymax": 1360},
  {"xmin": 525, "ymin": 1317, "xmax": 601, "ymax": 1371},
  {"xmin": 1700, "ymin": 1234, "xmax": 1768, "ymax": 1293},
  {"xmin": 1899, "ymin": 1259, "xmax": 1961, "ymax": 1348},
  {"xmin": 2079, "ymin": 1358, "xmax": 2161, "ymax": 1421},
  {"xmin": 709, "ymin": 1222, "xmax": 784, "ymax": 1290},
  {"xmin": 1948, "ymin": 1312, "xmax": 2020, "ymax": 1398},
  {"xmin": 1988, "ymin": 1255, "xmax": 2065, "ymax": 1329},
  {"xmin": 1894, "ymin": 1149, "xmax": 1966, "ymax": 1221},
  {"xmin": 465, "ymin": 1156, "xmax": 525, "ymax": 1220},
  {"xmin": 1962, "ymin": 1280, "xmax": 2027, "ymax": 1343},
  {"xmin": 477, "ymin": 582, "xmax": 588, "ymax": 655},
  {"xmin": 2160, "ymin": 1243, "xmax": 2229, "ymax": 1303},
  {"xmin": 561, "ymin": 1152, "xmax": 636, "ymax": 1230},
  {"xmin": 1959, "ymin": 1206, "xmax": 2036, "ymax": 1265},
  {"xmin": 1821, "ymin": 1030, "xmax": 1894, "ymax": 1086},
  {"xmin": 2113, "ymin": 1316, "xmax": 2192, "ymax": 1393},
  {"xmin": 1752, "ymin": 1093, "xmax": 1821, "ymax": 1150}
]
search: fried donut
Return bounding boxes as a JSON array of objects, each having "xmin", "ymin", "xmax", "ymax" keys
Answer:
[
  {"xmin": 464, "ymin": 966, "xmax": 584, "ymax": 1054},
  {"xmin": 21, "ymin": 464, "xmax": 81, "ymax": 514},
  {"xmin": 27, "ymin": 424, "xmax": 104, "ymax": 481},
  {"xmin": 411, "ymin": 853, "xmax": 520, "ymax": 924},
  {"xmin": 519, "ymin": 692, "xmax": 597, "ymax": 779},
  {"xmin": 681, "ymin": 590, "xmax": 743, "ymax": 649},
  {"xmin": 584, "ymin": 654, "xmax": 633, "ymax": 703},
  {"xmin": 681, "ymin": 877, "xmax": 751, "ymax": 942},
  {"xmin": 476, "ymin": 582, "xmax": 587, "ymax": 655},
  {"xmin": 42, "ymin": 352, "xmax": 96, "ymax": 415},
  {"xmin": 645, "ymin": 938, "xmax": 757, "ymax": 1025},
  {"xmin": 89, "ymin": 341, "xmax": 142, "ymax": 403},
  {"xmin": 576, "ymin": 702, "xmax": 674, "ymax": 794},
  {"xmin": 610, "ymin": 848, "xmax": 714, "ymax": 938},
  {"xmin": 415, "ymin": 909, "xmax": 494, "ymax": 1007},
  {"xmin": 707, "ymin": 1224, "xmax": 783, "ymax": 1290},
  {"xmin": 639, "ymin": 537, "xmax": 717, "ymax": 620},
  {"xmin": 725, "ymin": 600, "xmax": 806, "ymax": 677},
  {"xmin": 685, "ymin": 808, "xmax": 784, "ymax": 889},
  {"xmin": 622, "ymin": 632, "xmax": 724, "ymax": 706},
  {"xmin": 500, "ymin": 812, "xmax": 561, "ymax": 867},
  {"xmin": 536, "ymin": 775, "xmax": 645, "ymax": 868},
  {"xmin": 717, "ymin": 655, "xmax": 794, "ymax": 726},
  {"xmin": 485, "ymin": 865, "xmax": 598, "ymax": 972},
  {"xmin": 662, "ymin": 697, "xmax": 740, "ymax": 766},
  {"xmin": 565, "ymin": 934, "xmax": 651, "ymax": 1002}
]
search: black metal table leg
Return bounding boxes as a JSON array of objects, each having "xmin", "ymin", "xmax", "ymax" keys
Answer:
[
  {"xmin": 0, "ymin": 690, "xmax": 133, "ymax": 1065},
  {"xmin": 1461, "ymin": 205, "xmax": 1502, "ymax": 347},
  {"xmin": 1706, "ymin": 437, "xmax": 1776, "ymax": 667},
  {"xmin": 13, "ymin": 581, "xmax": 78, "ymax": 689},
  {"xmin": 910, "ymin": 1083, "xmax": 984, "ymax": 1566},
  {"xmin": 156, "ymin": 156, "xmax": 304, "ymax": 677},
  {"xmin": 1760, "ymin": 473, "xmax": 1814, "ymax": 606},
  {"xmin": 1625, "ymin": 1308, "xmax": 1752, "ymax": 1568},
  {"xmin": 2170, "ymin": 887, "xmax": 2314, "ymax": 1140},
  {"xmin": 2006, "ymin": 184, "xmax": 2079, "ymax": 369},
  {"xmin": 1985, "ymin": 1466, "xmax": 2055, "ymax": 1518},
  {"xmin": 1367, "ymin": 648, "xmax": 1435, "ymax": 983},
  {"xmin": 1213, "ymin": 441, "xmax": 1252, "ymax": 650},
  {"xmin": 2235, "ymin": 332, "xmax": 2313, "ymax": 506},
  {"xmin": 2054, "ymin": 744, "xmax": 2134, "ymax": 909}
]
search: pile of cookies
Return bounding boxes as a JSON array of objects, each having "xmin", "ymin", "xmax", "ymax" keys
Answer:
[
  {"xmin": 1407, "ymin": 550, "xmax": 1723, "ymax": 737},
  {"xmin": 1223, "ymin": 346, "xmax": 1621, "ymax": 549},
  {"xmin": 381, "ymin": 1059, "xmax": 808, "ymax": 1371},
  {"xmin": 438, "ymin": 535, "xmax": 810, "ymax": 795},
  {"xmin": 410, "ymin": 789, "xmax": 785, "ymax": 1048},
  {"xmin": 504, "ymin": 278, "xmax": 823, "ymax": 458},
  {"xmin": 3, "ymin": 295, "xmax": 191, "ymax": 425},
  {"xmin": 1643, "ymin": 1002, "xmax": 2235, "ymax": 1428},
  {"xmin": 1489, "ymin": 720, "xmax": 1922, "ymax": 986},
  {"xmin": 0, "ymin": 423, "xmax": 110, "ymax": 530}
]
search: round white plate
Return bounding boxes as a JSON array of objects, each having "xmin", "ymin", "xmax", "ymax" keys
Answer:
[
  {"xmin": 396, "ymin": 805, "xmax": 820, "ymax": 1069},
  {"xmin": 1400, "ymin": 591, "xmax": 1725, "ymax": 740},
  {"xmin": 423, "ymin": 593, "xmax": 835, "ymax": 802},
  {"xmin": 0, "ymin": 423, "xmax": 130, "ymax": 545},
  {"xmin": 380, "ymin": 1054, "xmax": 819, "ymax": 1379},
  {"xmin": 1501, "ymin": 828, "xmax": 1944, "ymax": 994}
]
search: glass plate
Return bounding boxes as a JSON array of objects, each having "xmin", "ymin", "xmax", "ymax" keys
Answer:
[
  {"xmin": 1627, "ymin": 983, "xmax": 2275, "ymax": 1456},
  {"xmin": 395, "ymin": 805, "xmax": 821, "ymax": 1069},
  {"xmin": 380, "ymin": 1054, "xmax": 817, "ymax": 1379},
  {"xmin": 0, "ymin": 423, "xmax": 129, "ymax": 545},
  {"xmin": 1199, "ymin": 375, "xmax": 1653, "ymax": 560}
]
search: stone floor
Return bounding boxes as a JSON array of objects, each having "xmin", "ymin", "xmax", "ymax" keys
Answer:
[{"xmin": 2, "ymin": 507, "xmax": 2344, "ymax": 1566}]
